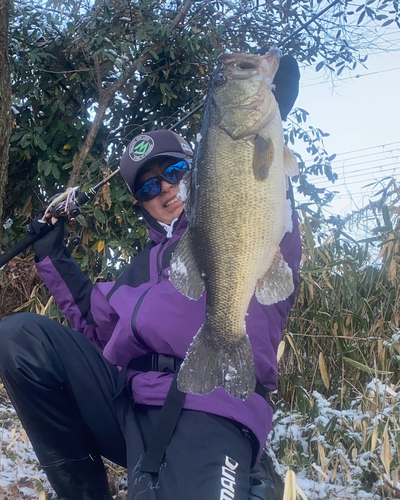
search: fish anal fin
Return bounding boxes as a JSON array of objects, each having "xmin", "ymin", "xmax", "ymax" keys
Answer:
[
  {"xmin": 283, "ymin": 144, "xmax": 299, "ymax": 178},
  {"xmin": 178, "ymin": 327, "xmax": 256, "ymax": 399},
  {"xmin": 169, "ymin": 230, "xmax": 205, "ymax": 300},
  {"xmin": 253, "ymin": 135, "xmax": 274, "ymax": 181},
  {"xmin": 256, "ymin": 251, "xmax": 294, "ymax": 305}
]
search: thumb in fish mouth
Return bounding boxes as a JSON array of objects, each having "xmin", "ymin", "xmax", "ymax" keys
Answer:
[{"xmin": 177, "ymin": 325, "xmax": 256, "ymax": 400}]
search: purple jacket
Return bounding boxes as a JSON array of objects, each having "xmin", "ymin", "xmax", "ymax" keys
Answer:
[{"xmin": 36, "ymin": 203, "xmax": 301, "ymax": 460}]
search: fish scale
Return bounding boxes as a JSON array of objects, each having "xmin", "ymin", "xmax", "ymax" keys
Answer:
[{"xmin": 170, "ymin": 50, "xmax": 299, "ymax": 399}]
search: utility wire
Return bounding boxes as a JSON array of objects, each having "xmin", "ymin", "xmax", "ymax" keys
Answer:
[
  {"xmin": 311, "ymin": 163, "xmax": 399, "ymax": 187},
  {"xmin": 301, "ymin": 141, "xmax": 400, "ymax": 164},
  {"xmin": 313, "ymin": 154, "xmax": 400, "ymax": 176},
  {"xmin": 301, "ymin": 66, "xmax": 400, "ymax": 88},
  {"xmin": 303, "ymin": 149, "xmax": 400, "ymax": 171}
]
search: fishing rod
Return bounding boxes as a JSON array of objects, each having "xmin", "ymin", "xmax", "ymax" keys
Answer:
[
  {"xmin": 0, "ymin": 117, "xmax": 182, "ymax": 268},
  {"xmin": 0, "ymin": 0, "xmax": 341, "ymax": 267},
  {"xmin": 0, "ymin": 171, "xmax": 120, "ymax": 268}
]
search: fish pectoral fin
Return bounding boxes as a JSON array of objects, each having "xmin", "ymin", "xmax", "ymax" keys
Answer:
[
  {"xmin": 283, "ymin": 144, "xmax": 299, "ymax": 178},
  {"xmin": 178, "ymin": 325, "xmax": 256, "ymax": 399},
  {"xmin": 169, "ymin": 230, "xmax": 205, "ymax": 300},
  {"xmin": 256, "ymin": 250, "xmax": 294, "ymax": 305},
  {"xmin": 253, "ymin": 134, "xmax": 274, "ymax": 181}
]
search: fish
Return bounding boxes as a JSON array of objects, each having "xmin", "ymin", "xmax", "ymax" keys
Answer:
[{"xmin": 169, "ymin": 49, "xmax": 299, "ymax": 399}]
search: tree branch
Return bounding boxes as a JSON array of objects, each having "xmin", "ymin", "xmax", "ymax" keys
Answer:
[
  {"xmin": 0, "ymin": 0, "xmax": 12, "ymax": 249},
  {"xmin": 67, "ymin": 0, "xmax": 192, "ymax": 188}
]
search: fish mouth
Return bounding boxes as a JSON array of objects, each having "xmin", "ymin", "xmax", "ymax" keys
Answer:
[
  {"xmin": 222, "ymin": 54, "xmax": 261, "ymax": 71},
  {"xmin": 220, "ymin": 51, "xmax": 281, "ymax": 81}
]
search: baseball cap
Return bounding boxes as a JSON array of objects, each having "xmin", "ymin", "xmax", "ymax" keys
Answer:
[{"xmin": 120, "ymin": 130, "xmax": 194, "ymax": 193}]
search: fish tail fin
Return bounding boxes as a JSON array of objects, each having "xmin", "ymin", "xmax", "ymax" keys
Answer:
[{"xmin": 177, "ymin": 326, "xmax": 256, "ymax": 399}]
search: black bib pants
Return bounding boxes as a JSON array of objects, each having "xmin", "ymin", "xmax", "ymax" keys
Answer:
[{"xmin": 0, "ymin": 312, "xmax": 255, "ymax": 500}]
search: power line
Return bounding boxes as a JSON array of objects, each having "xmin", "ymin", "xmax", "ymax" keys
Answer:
[
  {"xmin": 322, "ymin": 153, "xmax": 400, "ymax": 173},
  {"xmin": 334, "ymin": 147, "xmax": 400, "ymax": 163},
  {"xmin": 301, "ymin": 141, "xmax": 400, "ymax": 164},
  {"xmin": 312, "ymin": 162, "xmax": 399, "ymax": 186},
  {"xmin": 300, "ymin": 66, "xmax": 400, "ymax": 88}
]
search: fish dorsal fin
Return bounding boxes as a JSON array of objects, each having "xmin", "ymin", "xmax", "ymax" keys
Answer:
[
  {"xmin": 283, "ymin": 144, "xmax": 299, "ymax": 177},
  {"xmin": 256, "ymin": 250, "xmax": 294, "ymax": 305},
  {"xmin": 170, "ymin": 230, "xmax": 205, "ymax": 300},
  {"xmin": 253, "ymin": 134, "xmax": 274, "ymax": 181}
]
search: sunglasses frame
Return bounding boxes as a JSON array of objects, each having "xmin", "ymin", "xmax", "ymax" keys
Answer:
[{"xmin": 134, "ymin": 160, "xmax": 191, "ymax": 202}]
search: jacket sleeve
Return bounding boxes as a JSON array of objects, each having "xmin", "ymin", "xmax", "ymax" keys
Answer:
[{"xmin": 36, "ymin": 248, "xmax": 118, "ymax": 349}]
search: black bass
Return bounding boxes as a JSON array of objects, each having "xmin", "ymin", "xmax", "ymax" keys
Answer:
[{"xmin": 169, "ymin": 50, "xmax": 298, "ymax": 399}]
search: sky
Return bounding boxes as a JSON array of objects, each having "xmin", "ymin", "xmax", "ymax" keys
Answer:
[{"xmin": 293, "ymin": 27, "xmax": 400, "ymax": 224}]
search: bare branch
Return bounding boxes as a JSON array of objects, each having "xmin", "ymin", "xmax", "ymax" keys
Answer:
[
  {"xmin": 67, "ymin": 0, "xmax": 193, "ymax": 187},
  {"xmin": 170, "ymin": 0, "xmax": 192, "ymax": 29},
  {"xmin": 94, "ymin": 57, "xmax": 104, "ymax": 97}
]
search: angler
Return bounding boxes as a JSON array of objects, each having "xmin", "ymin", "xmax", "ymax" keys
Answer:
[{"xmin": 0, "ymin": 54, "xmax": 301, "ymax": 499}]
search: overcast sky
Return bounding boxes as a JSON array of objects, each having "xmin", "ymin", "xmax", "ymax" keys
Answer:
[{"xmin": 294, "ymin": 27, "xmax": 400, "ymax": 222}]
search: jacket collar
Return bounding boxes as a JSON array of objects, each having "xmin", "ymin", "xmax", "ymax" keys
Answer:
[{"xmin": 136, "ymin": 206, "xmax": 187, "ymax": 245}]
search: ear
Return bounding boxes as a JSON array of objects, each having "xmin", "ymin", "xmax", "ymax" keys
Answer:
[{"xmin": 133, "ymin": 200, "xmax": 141, "ymax": 206}]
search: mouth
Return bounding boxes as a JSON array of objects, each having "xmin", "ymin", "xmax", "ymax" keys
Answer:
[{"xmin": 165, "ymin": 196, "xmax": 180, "ymax": 208}]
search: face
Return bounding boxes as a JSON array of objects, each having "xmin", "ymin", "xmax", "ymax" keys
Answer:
[{"xmin": 136, "ymin": 158, "xmax": 185, "ymax": 225}]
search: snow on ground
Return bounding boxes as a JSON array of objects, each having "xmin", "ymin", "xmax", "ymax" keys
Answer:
[
  {"xmin": 0, "ymin": 385, "xmax": 129, "ymax": 499},
  {"xmin": 0, "ymin": 386, "xmax": 47, "ymax": 499},
  {"xmin": 0, "ymin": 382, "xmax": 395, "ymax": 499}
]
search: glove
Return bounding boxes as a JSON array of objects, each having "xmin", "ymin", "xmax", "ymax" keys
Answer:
[
  {"xmin": 257, "ymin": 47, "xmax": 300, "ymax": 120},
  {"xmin": 272, "ymin": 55, "xmax": 300, "ymax": 121},
  {"xmin": 29, "ymin": 216, "xmax": 66, "ymax": 262}
]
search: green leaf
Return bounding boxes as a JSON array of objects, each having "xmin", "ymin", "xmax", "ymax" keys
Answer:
[
  {"xmin": 20, "ymin": 133, "xmax": 31, "ymax": 148},
  {"xmin": 94, "ymin": 209, "xmax": 106, "ymax": 224},
  {"xmin": 357, "ymin": 10, "xmax": 366, "ymax": 24},
  {"xmin": 36, "ymin": 136, "xmax": 47, "ymax": 151},
  {"xmin": 52, "ymin": 163, "xmax": 60, "ymax": 180},
  {"xmin": 342, "ymin": 357, "xmax": 391, "ymax": 375}
]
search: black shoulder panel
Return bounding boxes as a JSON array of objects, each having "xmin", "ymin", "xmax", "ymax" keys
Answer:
[
  {"xmin": 51, "ymin": 250, "xmax": 96, "ymax": 325},
  {"xmin": 106, "ymin": 241, "xmax": 156, "ymax": 300},
  {"xmin": 162, "ymin": 239, "xmax": 179, "ymax": 270}
]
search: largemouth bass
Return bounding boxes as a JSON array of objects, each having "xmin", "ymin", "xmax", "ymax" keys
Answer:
[{"xmin": 169, "ymin": 50, "xmax": 299, "ymax": 399}]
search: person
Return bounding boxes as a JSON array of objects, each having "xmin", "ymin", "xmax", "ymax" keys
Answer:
[{"xmin": 0, "ymin": 56, "xmax": 302, "ymax": 500}]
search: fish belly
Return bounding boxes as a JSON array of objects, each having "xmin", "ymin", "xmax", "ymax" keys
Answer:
[{"xmin": 176, "ymin": 124, "xmax": 287, "ymax": 399}]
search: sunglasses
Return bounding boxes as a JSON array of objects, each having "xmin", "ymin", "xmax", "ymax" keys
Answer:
[{"xmin": 135, "ymin": 160, "xmax": 190, "ymax": 202}]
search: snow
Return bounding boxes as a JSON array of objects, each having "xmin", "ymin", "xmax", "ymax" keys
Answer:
[
  {"xmin": 2, "ymin": 378, "xmax": 400, "ymax": 498},
  {"xmin": 0, "ymin": 401, "xmax": 47, "ymax": 498}
]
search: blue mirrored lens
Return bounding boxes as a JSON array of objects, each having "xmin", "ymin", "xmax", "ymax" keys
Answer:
[
  {"xmin": 162, "ymin": 161, "xmax": 189, "ymax": 184},
  {"xmin": 136, "ymin": 178, "xmax": 161, "ymax": 201},
  {"xmin": 135, "ymin": 160, "xmax": 190, "ymax": 202}
]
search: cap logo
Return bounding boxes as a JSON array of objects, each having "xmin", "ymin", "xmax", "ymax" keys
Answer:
[{"xmin": 129, "ymin": 135, "xmax": 154, "ymax": 162}]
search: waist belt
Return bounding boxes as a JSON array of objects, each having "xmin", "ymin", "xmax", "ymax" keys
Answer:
[{"xmin": 115, "ymin": 353, "xmax": 272, "ymax": 474}]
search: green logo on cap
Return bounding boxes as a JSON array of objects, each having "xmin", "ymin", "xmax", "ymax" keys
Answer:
[
  {"xmin": 129, "ymin": 135, "xmax": 154, "ymax": 162},
  {"xmin": 133, "ymin": 141, "xmax": 149, "ymax": 156}
]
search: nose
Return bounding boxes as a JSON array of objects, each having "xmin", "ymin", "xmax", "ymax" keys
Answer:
[{"xmin": 160, "ymin": 179, "xmax": 173, "ymax": 193}]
